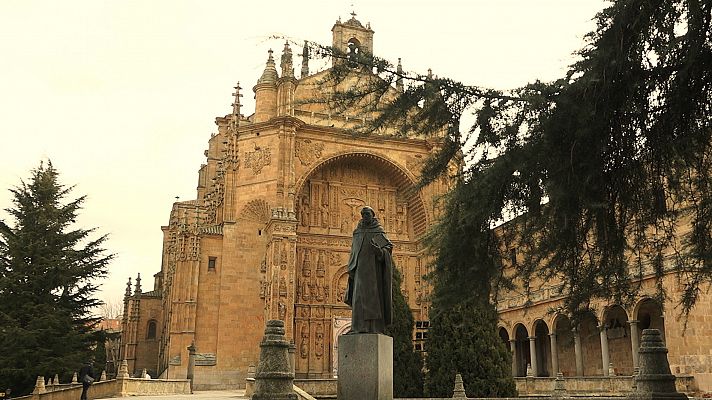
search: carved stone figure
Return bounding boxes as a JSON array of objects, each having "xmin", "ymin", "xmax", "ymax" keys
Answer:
[{"xmin": 343, "ymin": 206, "xmax": 393, "ymax": 334}]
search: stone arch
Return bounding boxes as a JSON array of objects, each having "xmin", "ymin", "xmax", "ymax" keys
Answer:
[
  {"xmin": 239, "ymin": 199, "xmax": 271, "ymax": 224},
  {"xmin": 633, "ymin": 297, "xmax": 665, "ymax": 342},
  {"xmin": 532, "ymin": 319, "xmax": 551, "ymax": 376},
  {"xmin": 603, "ymin": 304, "xmax": 633, "ymax": 375},
  {"xmin": 513, "ymin": 323, "xmax": 530, "ymax": 377},
  {"xmin": 331, "ymin": 265, "xmax": 349, "ymax": 304},
  {"xmin": 552, "ymin": 314, "xmax": 576, "ymax": 376},
  {"xmin": 294, "ymin": 151, "xmax": 430, "ymax": 237}
]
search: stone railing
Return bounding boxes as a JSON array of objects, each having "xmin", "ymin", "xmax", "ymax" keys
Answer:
[
  {"xmin": 14, "ymin": 361, "xmax": 190, "ymax": 400},
  {"xmin": 514, "ymin": 375, "xmax": 698, "ymax": 397}
]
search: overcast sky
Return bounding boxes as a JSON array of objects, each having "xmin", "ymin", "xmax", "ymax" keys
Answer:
[{"xmin": 0, "ymin": 0, "xmax": 605, "ymax": 311}]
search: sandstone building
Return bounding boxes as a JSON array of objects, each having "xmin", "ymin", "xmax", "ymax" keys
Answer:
[
  {"xmin": 119, "ymin": 14, "xmax": 446, "ymax": 389},
  {"xmin": 118, "ymin": 13, "xmax": 712, "ymax": 395}
]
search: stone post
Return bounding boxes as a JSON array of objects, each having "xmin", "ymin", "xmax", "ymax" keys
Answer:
[
  {"xmin": 550, "ymin": 333, "xmax": 559, "ymax": 376},
  {"xmin": 629, "ymin": 320, "xmax": 640, "ymax": 370},
  {"xmin": 71, "ymin": 371, "xmax": 78, "ymax": 384},
  {"xmin": 509, "ymin": 339, "xmax": 517, "ymax": 377},
  {"xmin": 573, "ymin": 328, "xmax": 584, "ymax": 376},
  {"xmin": 117, "ymin": 359, "xmax": 129, "ymax": 379},
  {"xmin": 528, "ymin": 336, "xmax": 538, "ymax": 377},
  {"xmin": 627, "ymin": 329, "xmax": 687, "ymax": 400},
  {"xmin": 600, "ymin": 324, "xmax": 610, "ymax": 376},
  {"xmin": 32, "ymin": 376, "xmax": 46, "ymax": 395},
  {"xmin": 452, "ymin": 373, "xmax": 467, "ymax": 399},
  {"xmin": 100, "ymin": 370, "xmax": 107, "ymax": 381},
  {"xmin": 552, "ymin": 372, "xmax": 567, "ymax": 399},
  {"xmin": 253, "ymin": 320, "xmax": 297, "ymax": 400},
  {"xmin": 187, "ymin": 341, "xmax": 197, "ymax": 393}
]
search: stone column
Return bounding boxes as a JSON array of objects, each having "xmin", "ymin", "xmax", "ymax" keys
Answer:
[
  {"xmin": 629, "ymin": 320, "xmax": 640, "ymax": 370},
  {"xmin": 510, "ymin": 339, "xmax": 517, "ymax": 377},
  {"xmin": 187, "ymin": 341, "xmax": 197, "ymax": 393},
  {"xmin": 573, "ymin": 328, "xmax": 584, "ymax": 376},
  {"xmin": 550, "ymin": 333, "xmax": 559, "ymax": 375},
  {"xmin": 529, "ymin": 336, "xmax": 538, "ymax": 377},
  {"xmin": 599, "ymin": 324, "xmax": 610, "ymax": 376}
]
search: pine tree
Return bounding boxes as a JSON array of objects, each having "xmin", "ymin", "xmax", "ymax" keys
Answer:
[
  {"xmin": 424, "ymin": 298, "xmax": 516, "ymax": 398},
  {"xmin": 385, "ymin": 265, "xmax": 424, "ymax": 397},
  {"xmin": 0, "ymin": 161, "xmax": 112, "ymax": 395}
]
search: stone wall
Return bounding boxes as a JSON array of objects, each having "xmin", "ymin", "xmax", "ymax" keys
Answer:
[{"xmin": 14, "ymin": 378, "xmax": 190, "ymax": 400}]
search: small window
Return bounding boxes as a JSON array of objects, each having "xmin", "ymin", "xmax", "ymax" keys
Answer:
[
  {"xmin": 422, "ymin": 321, "xmax": 430, "ymax": 328},
  {"xmin": 416, "ymin": 321, "xmax": 423, "ymax": 329},
  {"xmin": 415, "ymin": 332, "xmax": 422, "ymax": 339},
  {"xmin": 147, "ymin": 320, "xmax": 157, "ymax": 340},
  {"xmin": 208, "ymin": 257, "xmax": 217, "ymax": 271},
  {"xmin": 415, "ymin": 344, "xmax": 422, "ymax": 351}
]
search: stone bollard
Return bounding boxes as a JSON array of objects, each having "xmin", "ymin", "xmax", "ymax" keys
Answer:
[
  {"xmin": 452, "ymin": 373, "xmax": 467, "ymax": 399},
  {"xmin": 100, "ymin": 370, "xmax": 107, "ymax": 381},
  {"xmin": 252, "ymin": 320, "xmax": 297, "ymax": 400},
  {"xmin": 627, "ymin": 329, "xmax": 687, "ymax": 400},
  {"xmin": 71, "ymin": 372, "xmax": 78, "ymax": 384},
  {"xmin": 32, "ymin": 376, "xmax": 46, "ymax": 395}
]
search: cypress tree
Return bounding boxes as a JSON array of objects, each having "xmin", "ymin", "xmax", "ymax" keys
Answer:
[
  {"xmin": 385, "ymin": 265, "xmax": 424, "ymax": 397},
  {"xmin": 0, "ymin": 161, "xmax": 112, "ymax": 395}
]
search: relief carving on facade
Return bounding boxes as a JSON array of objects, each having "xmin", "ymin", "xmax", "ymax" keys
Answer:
[
  {"xmin": 295, "ymin": 138, "xmax": 324, "ymax": 166},
  {"xmin": 244, "ymin": 147, "xmax": 272, "ymax": 174},
  {"xmin": 300, "ymin": 324, "xmax": 309, "ymax": 358},
  {"xmin": 315, "ymin": 322, "xmax": 324, "ymax": 359}
]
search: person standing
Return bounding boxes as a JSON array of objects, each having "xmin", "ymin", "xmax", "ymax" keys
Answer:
[
  {"xmin": 343, "ymin": 206, "xmax": 393, "ymax": 334},
  {"xmin": 79, "ymin": 361, "xmax": 95, "ymax": 400}
]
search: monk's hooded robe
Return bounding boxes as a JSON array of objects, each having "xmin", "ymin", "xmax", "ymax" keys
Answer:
[{"xmin": 343, "ymin": 216, "xmax": 393, "ymax": 333}]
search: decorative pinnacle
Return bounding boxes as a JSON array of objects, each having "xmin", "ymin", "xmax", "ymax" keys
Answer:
[
  {"xmin": 134, "ymin": 273, "xmax": 141, "ymax": 295},
  {"xmin": 125, "ymin": 277, "xmax": 132, "ymax": 298},
  {"xmin": 257, "ymin": 49, "xmax": 278, "ymax": 85},
  {"xmin": 301, "ymin": 40, "xmax": 310, "ymax": 78},
  {"xmin": 232, "ymin": 82, "xmax": 242, "ymax": 129},
  {"xmin": 281, "ymin": 41, "xmax": 294, "ymax": 78}
]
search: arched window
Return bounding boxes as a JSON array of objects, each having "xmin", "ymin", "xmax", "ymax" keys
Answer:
[
  {"xmin": 347, "ymin": 38, "xmax": 361, "ymax": 66},
  {"xmin": 147, "ymin": 320, "xmax": 157, "ymax": 340}
]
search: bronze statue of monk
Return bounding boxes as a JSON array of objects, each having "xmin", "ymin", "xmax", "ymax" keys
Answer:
[{"xmin": 343, "ymin": 206, "xmax": 393, "ymax": 334}]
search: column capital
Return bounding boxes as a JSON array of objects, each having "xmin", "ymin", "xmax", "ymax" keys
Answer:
[
  {"xmin": 598, "ymin": 324, "xmax": 607, "ymax": 331},
  {"xmin": 628, "ymin": 320, "xmax": 640, "ymax": 325},
  {"xmin": 549, "ymin": 332, "xmax": 557, "ymax": 338},
  {"xmin": 509, "ymin": 339, "xmax": 517, "ymax": 344},
  {"xmin": 528, "ymin": 336, "xmax": 536, "ymax": 341}
]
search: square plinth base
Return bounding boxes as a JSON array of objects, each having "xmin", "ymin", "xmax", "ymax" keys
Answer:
[{"xmin": 337, "ymin": 333, "xmax": 393, "ymax": 400}]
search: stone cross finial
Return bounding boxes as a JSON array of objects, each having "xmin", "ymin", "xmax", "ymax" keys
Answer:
[{"xmin": 452, "ymin": 373, "xmax": 467, "ymax": 398}]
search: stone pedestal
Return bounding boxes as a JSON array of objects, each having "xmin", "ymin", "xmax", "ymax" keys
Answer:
[
  {"xmin": 252, "ymin": 320, "xmax": 297, "ymax": 400},
  {"xmin": 337, "ymin": 334, "xmax": 393, "ymax": 400}
]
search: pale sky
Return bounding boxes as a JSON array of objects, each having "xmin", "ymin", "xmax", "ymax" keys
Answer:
[{"xmin": 0, "ymin": 0, "xmax": 605, "ymax": 311}]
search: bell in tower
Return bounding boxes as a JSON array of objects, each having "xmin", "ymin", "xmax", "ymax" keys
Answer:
[{"xmin": 331, "ymin": 11, "xmax": 374, "ymax": 67}]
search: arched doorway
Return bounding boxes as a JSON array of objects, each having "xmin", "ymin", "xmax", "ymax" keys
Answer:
[
  {"xmin": 533, "ymin": 320, "xmax": 551, "ymax": 376},
  {"xmin": 514, "ymin": 323, "xmax": 530, "ymax": 377},
  {"xmin": 603, "ymin": 305, "xmax": 632, "ymax": 375}
]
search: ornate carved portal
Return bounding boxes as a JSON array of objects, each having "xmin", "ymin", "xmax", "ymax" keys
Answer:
[{"xmin": 293, "ymin": 155, "xmax": 426, "ymax": 378}]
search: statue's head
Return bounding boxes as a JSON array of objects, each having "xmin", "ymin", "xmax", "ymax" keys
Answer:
[{"xmin": 360, "ymin": 206, "xmax": 375, "ymax": 223}]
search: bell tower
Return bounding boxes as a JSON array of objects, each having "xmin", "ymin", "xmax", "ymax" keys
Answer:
[{"xmin": 331, "ymin": 11, "xmax": 374, "ymax": 66}]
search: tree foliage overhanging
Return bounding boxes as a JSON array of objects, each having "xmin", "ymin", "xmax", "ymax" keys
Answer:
[
  {"xmin": 311, "ymin": 0, "xmax": 712, "ymax": 320},
  {"xmin": 0, "ymin": 161, "xmax": 112, "ymax": 395}
]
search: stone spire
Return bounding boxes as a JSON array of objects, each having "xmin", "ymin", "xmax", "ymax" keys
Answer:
[
  {"xmin": 124, "ymin": 277, "xmax": 132, "ymax": 298},
  {"xmin": 257, "ymin": 49, "xmax": 278, "ymax": 84},
  {"xmin": 301, "ymin": 41, "xmax": 309, "ymax": 78},
  {"xmin": 280, "ymin": 42, "xmax": 294, "ymax": 78},
  {"xmin": 396, "ymin": 58, "xmax": 404, "ymax": 93},
  {"xmin": 134, "ymin": 273, "xmax": 141, "ymax": 297},
  {"xmin": 231, "ymin": 82, "xmax": 242, "ymax": 130}
]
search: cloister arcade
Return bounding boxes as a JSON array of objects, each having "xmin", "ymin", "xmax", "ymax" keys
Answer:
[{"xmin": 498, "ymin": 297, "xmax": 665, "ymax": 377}]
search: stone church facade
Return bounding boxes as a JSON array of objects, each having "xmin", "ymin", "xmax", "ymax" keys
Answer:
[
  {"xmin": 118, "ymin": 13, "xmax": 712, "ymax": 395},
  {"xmin": 119, "ymin": 15, "xmax": 446, "ymax": 389}
]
